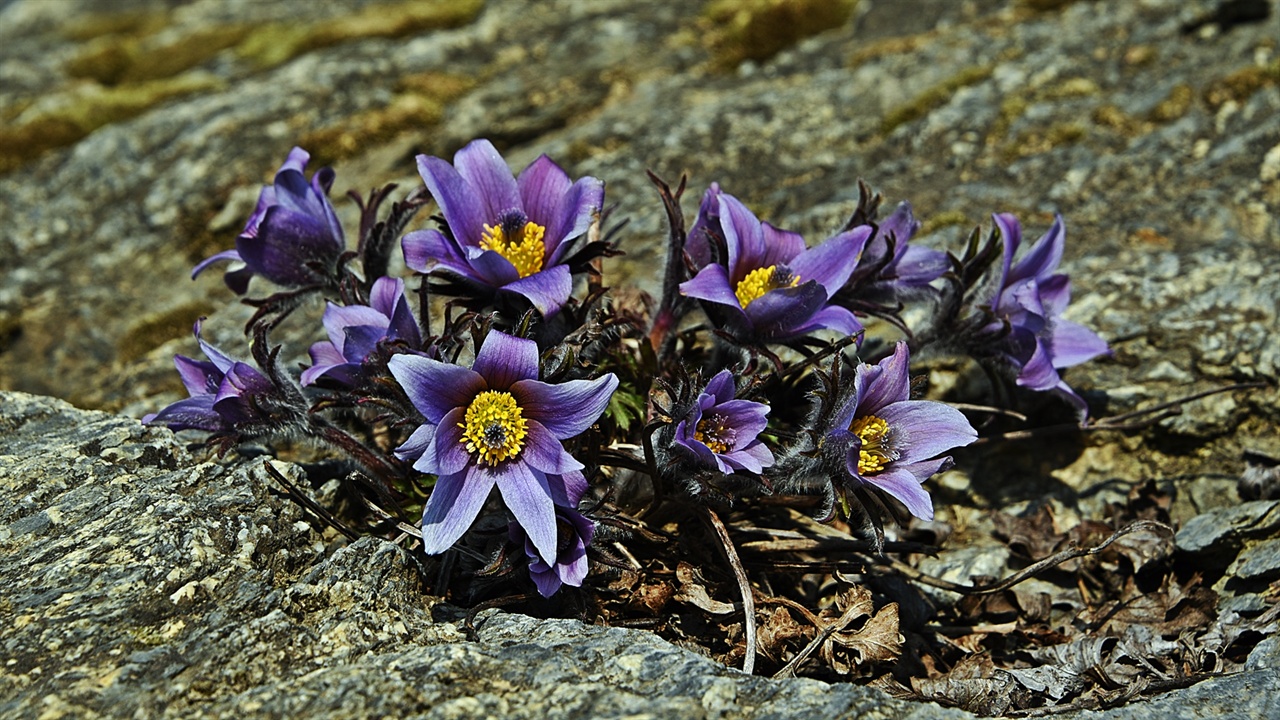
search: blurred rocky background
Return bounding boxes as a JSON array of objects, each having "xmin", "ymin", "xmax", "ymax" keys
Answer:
[{"xmin": 2, "ymin": 0, "xmax": 1278, "ymax": 716}]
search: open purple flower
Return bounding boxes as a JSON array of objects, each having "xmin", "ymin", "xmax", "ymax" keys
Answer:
[
  {"xmin": 401, "ymin": 139, "xmax": 604, "ymax": 315},
  {"xmin": 301, "ymin": 276, "xmax": 421, "ymax": 387},
  {"xmin": 143, "ymin": 321, "xmax": 276, "ymax": 432},
  {"xmin": 673, "ymin": 369, "xmax": 774, "ymax": 474},
  {"xmin": 679, "ymin": 192, "xmax": 870, "ymax": 343},
  {"xmin": 193, "ymin": 147, "xmax": 345, "ymax": 294},
  {"xmin": 510, "ymin": 507, "xmax": 595, "ymax": 597},
  {"xmin": 827, "ymin": 342, "xmax": 977, "ymax": 521},
  {"xmin": 982, "ymin": 213, "xmax": 1110, "ymax": 415},
  {"xmin": 387, "ymin": 330, "xmax": 618, "ymax": 567},
  {"xmin": 846, "ymin": 201, "xmax": 948, "ymax": 293}
]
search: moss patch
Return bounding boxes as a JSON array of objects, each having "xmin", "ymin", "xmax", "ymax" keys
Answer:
[
  {"xmin": 0, "ymin": 73, "xmax": 224, "ymax": 175},
  {"xmin": 118, "ymin": 301, "xmax": 217, "ymax": 364},
  {"xmin": 1149, "ymin": 83, "xmax": 1194, "ymax": 122},
  {"xmin": 65, "ymin": 24, "xmax": 254, "ymax": 86},
  {"xmin": 702, "ymin": 0, "xmax": 858, "ymax": 70},
  {"xmin": 298, "ymin": 72, "xmax": 475, "ymax": 167},
  {"xmin": 1203, "ymin": 60, "xmax": 1280, "ymax": 111},
  {"xmin": 918, "ymin": 210, "xmax": 974, "ymax": 238},
  {"xmin": 236, "ymin": 0, "xmax": 484, "ymax": 70},
  {"xmin": 881, "ymin": 65, "xmax": 994, "ymax": 135}
]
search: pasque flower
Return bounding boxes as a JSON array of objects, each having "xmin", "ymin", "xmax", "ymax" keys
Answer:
[
  {"xmin": 845, "ymin": 201, "xmax": 948, "ymax": 294},
  {"xmin": 193, "ymin": 147, "xmax": 345, "ymax": 293},
  {"xmin": 673, "ymin": 369, "xmax": 774, "ymax": 474},
  {"xmin": 980, "ymin": 213, "xmax": 1110, "ymax": 415},
  {"xmin": 143, "ymin": 320, "xmax": 277, "ymax": 432},
  {"xmin": 679, "ymin": 191, "xmax": 870, "ymax": 342},
  {"xmin": 387, "ymin": 330, "xmax": 618, "ymax": 567},
  {"xmin": 402, "ymin": 139, "xmax": 604, "ymax": 315},
  {"xmin": 825, "ymin": 342, "xmax": 977, "ymax": 521},
  {"xmin": 301, "ymin": 276, "xmax": 421, "ymax": 387},
  {"xmin": 510, "ymin": 507, "xmax": 595, "ymax": 597}
]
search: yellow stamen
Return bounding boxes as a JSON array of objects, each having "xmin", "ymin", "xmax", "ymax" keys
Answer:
[
  {"xmin": 734, "ymin": 265, "xmax": 800, "ymax": 307},
  {"xmin": 694, "ymin": 413, "xmax": 736, "ymax": 454},
  {"xmin": 480, "ymin": 221, "xmax": 546, "ymax": 278},
  {"xmin": 459, "ymin": 390, "xmax": 528, "ymax": 465},
  {"xmin": 850, "ymin": 414, "xmax": 894, "ymax": 475}
]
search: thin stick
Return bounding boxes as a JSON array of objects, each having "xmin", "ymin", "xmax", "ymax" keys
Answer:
[
  {"xmin": 262, "ymin": 460, "xmax": 359, "ymax": 540},
  {"xmin": 703, "ymin": 507, "xmax": 757, "ymax": 675},
  {"xmin": 872, "ymin": 520, "xmax": 1171, "ymax": 596}
]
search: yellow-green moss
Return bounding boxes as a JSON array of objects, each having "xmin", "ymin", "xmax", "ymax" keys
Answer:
[
  {"xmin": 703, "ymin": 0, "xmax": 858, "ymax": 71},
  {"xmin": 0, "ymin": 73, "xmax": 224, "ymax": 175},
  {"xmin": 918, "ymin": 210, "xmax": 973, "ymax": 238},
  {"xmin": 66, "ymin": 24, "xmax": 254, "ymax": 85},
  {"xmin": 118, "ymin": 301, "xmax": 218, "ymax": 364},
  {"xmin": 1002, "ymin": 121, "xmax": 1087, "ymax": 161},
  {"xmin": 1149, "ymin": 83, "xmax": 1194, "ymax": 122},
  {"xmin": 1203, "ymin": 59, "xmax": 1280, "ymax": 111},
  {"xmin": 59, "ymin": 9, "xmax": 170, "ymax": 42},
  {"xmin": 848, "ymin": 33, "xmax": 931, "ymax": 68},
  {"xmin": 881, "ymin": 65, "xmax": 994, "ymax": 135},
  {"xmin": 236, "ymin": 0, "xmax": 484, "ymax": 71},
  {"xmin": 298, "ymin": 71, "xmax": 475, "ymax": 167}
]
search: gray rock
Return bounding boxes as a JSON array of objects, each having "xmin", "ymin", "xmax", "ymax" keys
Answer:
[{"xmin": 1175, "ymin": 501, "xmax": 1280, "ymax": 555}]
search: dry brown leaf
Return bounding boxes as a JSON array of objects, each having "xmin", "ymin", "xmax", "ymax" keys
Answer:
[{"xmin": 673, "ymin": 562, "xmax": 736, "ymax": 615}]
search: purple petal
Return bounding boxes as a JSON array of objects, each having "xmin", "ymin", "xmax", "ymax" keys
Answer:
[
  {"xmin": 454, "ymin": 139, "xmax": 521, "ymax": 222},
  {"xmin": 301, "ymin": 341, "xmax": 346, "ymax": 386},
  {"xmin": 877, "ymin": 400, "xmax": 978, "ymax": 462},
  {"xmin": 519, "ymin": 420, "xmax": 585, "ymax": 475},
  {"xmin": 1008, "ymin": 214, "xmax": 1065, "ymax": 286},
  {"xmin": 144, "ymin": 396, "xmax": 223, "ymax": 431},
  {"xmin": 465, "ymin": 247, "xmax": 523, "ymax": 287},
  {"xmin": 684, "ymin": 183, "xmax": 723, "ymax": 269},
  {"xmin": 702, "ymin": 369, "xmax": 736, "ymax": 405},
  {"xmin": 1046, "ymin": 319, "xmax": 1109, "ymax": 368},
  {"xmin": 547, "ymin": 176, "xmax": 604, "ymax": 265},
  {"xmin": 530, "ymin": 564, "xmax": 563, "ymax": 597},
  {"xmin": 473, "ymin": 330, "xmax": 539, "ymax": 390},
  {"xmin": 415, "ymin": 407, "xmax": 470, "ymax": 476},
  {"xmin": 741, "ymin": 281, "xmax": 826, "ymax": 337},
  {"xmin": 191, "ymin": 249, "xmax": 243, "ymax": 280},
  {"xmin": 992, "ymin": 212, "xmax": 1022, "ymax": 294},
  {"xmin": 790, "ymin": 304, "xmax": 864, "ymax": 339},
  {"xmin": 758, "ymin": 222, "xmax": 807, "ymax": 269},
  {"xmin": 718, "ymin": 194, "xmax": 766, "ymax": 280},
  {"xmin": 174, "ymin": 355, "xmax": 221, "ymax": 396},
  {"xmin": 712, "ymin": 399, "xmax": 770, "ymax": 448},
  {"xmin": 857, "ymin": 341, "xmax": 912, "ymax": 415},
  {"xmin": 420, "ymin": 467, "xmax": 496, "ymax": 554},
  {"xmin": 547, "ymin": 469, "xmax": 588, "ymax": 507},
  {"xmin": 502, "ymin": 264, "xmax": 573, "ymax": 316},
  {"xmin": 496, "ymin": 462, "xmax": 557, "ymax": 564},
  {"xmin": 513, "ymin": 373, "xmax": 619, "ymax": 439},
  {"xmin": 368, "ymin": 276, "xmax": 405, "ymax": 317},
  {"xmin": 517, "ymin": 155, "xmax": 571, "ymax": 234},
  {"xmin": 866, "ymin": 467, "xmax": 935, "ymax": 521},
  {"xmin": 394, "ymin": 423, "xmax": 435, "ymax": 462},
  {"xmin": 789, "ymin": 226, "xmax": 871, "ymax": 297},
  {"xmin": 895, "ymin": 244, "xmax": 949, "ymax": 286},
  {"xmin": 402, "ymin": 229, "xmax": 468, "ymax": 274},
  {"xmin": 388, "ymin": 354, "xmax": 484, "ymax": 424},
  {"xmin": 680, "ymin": 263, "xmax": 745, "ymax": 311},
  {"xmin": 1015, "ymin": 340, "xmax": 1062, "ymax": 391},
  {"xmin": 416, "ymin": 154, "xmax": 486, "ymax": 248}
]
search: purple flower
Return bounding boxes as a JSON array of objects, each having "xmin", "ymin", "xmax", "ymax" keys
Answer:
[
  {"xmin": 828, "ymin": 342, "xmax": 977, "ymax": 521},
  {"xmin": 143, "ymin": 321, "xmax": 276, "ymax": 432},
  {"xmin": 982, "ymin": 213, "xmax": 1110, "ymax": 415},
  {"xmin": 300, "ymin": 276, "xmax": 422, "ymax": 387},
  {"xmin": 401, "ymin": 139, "xmax": 604, "ymax": 316},
  {"xmin": 387, "ymin": 330, "xmax": 618, "ymax": 567},
  {"xmin": 673, "ymin": 369, "xmax": 774, "ymax": 474},
  {"xmin": 678, "ymin": 192, "xmax": 870, "ymax": 342},
  {"xmin": 846, "ymin": 201, "xmax": 948, "ymax": 292},
  {"xmin": 510, "ymin": 507, "xmax": 595, "ymax": 597},
  {"xmin": 193, "ymin": 147, "xmax": 345, "ymax": 294},
  {"xmin": 683, "ymin": 182, "xmax": 724, "ymax": 269}
]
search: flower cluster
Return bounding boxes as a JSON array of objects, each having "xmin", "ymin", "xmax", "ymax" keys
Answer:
[{"xmin": 145, "ymin": 138, "xmax": 1109, "ymax": 600}]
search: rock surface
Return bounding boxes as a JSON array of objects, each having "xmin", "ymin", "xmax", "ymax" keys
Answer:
[{"xmin": 2, "ymin": 0, "xmax": 1279, "ymax": 716}]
